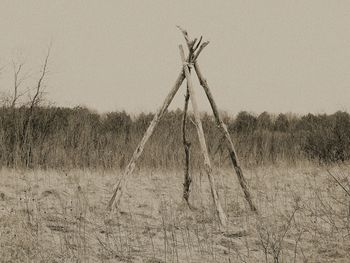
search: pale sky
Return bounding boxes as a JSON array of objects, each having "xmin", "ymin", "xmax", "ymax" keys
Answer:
[{"xmin": 0, "ymin": 0, "xmax": 350, "ymax": 114}]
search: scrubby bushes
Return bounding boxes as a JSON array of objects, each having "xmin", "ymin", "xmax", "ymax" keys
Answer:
[{"xmin": 0, "ymin": 106, "xmax": 349, "ymax": 169}]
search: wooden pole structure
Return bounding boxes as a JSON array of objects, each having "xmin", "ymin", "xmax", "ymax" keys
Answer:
[
  {"xmin": 179, "ymin": 45, "xmax": 227, "ymax": 226},
  {"xmin": 182, "ymin": 86, "xmax": 192, "ymax": 205},
  {"xmin": 177, "ymin": 26, "xmax": 258, "ymax": 214},
  {"xmin": 107, "ymin": 70, "xmax": 185, "ymax": 211},
  {"xmin": 106, "ymin": 27, "xmax": 258, "ymax": 226},
  {"xmin": 193, "ymin": 61, "xmax": 258, "ymax": 213},
  {"xmin": 106, "ymin": 33, "xmax": 211, "ymax": 213}
]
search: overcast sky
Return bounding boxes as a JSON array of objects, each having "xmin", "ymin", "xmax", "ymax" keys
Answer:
[{"xmin": 0, "ymin": 1, "xmax": 349, "ymax": 114}]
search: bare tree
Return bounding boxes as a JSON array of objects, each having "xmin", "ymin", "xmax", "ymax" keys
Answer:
[
  {"xmin": 30, "ymin": 47, "xmax": 50, "ymax": 109},
  {"xmin": 21, "ymin": 47, "xmax": 51, "ymax": 167},
  {"xmin": 11, "ymin": 61, "xmax": 26, "ymax": 108}
]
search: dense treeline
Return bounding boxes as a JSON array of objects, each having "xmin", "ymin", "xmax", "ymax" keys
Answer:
[{"xmin": 0, "ymin": 105, "xmax": 350, "ymax": 169}]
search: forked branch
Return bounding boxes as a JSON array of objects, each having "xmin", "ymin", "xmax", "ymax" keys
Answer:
[{"xmin": 177, "ymin": 26, "xmax": 209, "ymax": 61}]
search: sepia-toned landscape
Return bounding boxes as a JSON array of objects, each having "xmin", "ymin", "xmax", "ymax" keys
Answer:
[{"xmin": 1, "ymin": 1, "xmax": 350, "ymax": 262}]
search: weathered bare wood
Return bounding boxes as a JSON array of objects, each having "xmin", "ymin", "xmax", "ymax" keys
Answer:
[
  {"xmin": 193, "ymin": 36, "xmax": 203, "ymax": 53},
  {"xmin": 177, "ymin": 26, "xmax": 208, "ymax": 63},
  {"xmin": 179, "ymin": 45, "xmax": 227, "ymax": 226},
  {"xmin": 178, "ymin": 26, "xmax": 257, "ymax": 215},
  {"xmin": 193, "ymin": 61, "xmax": 258, "ymax": 213},
  {"xmin": 177, "ymin": 26, "xmax": 209, "ymax": 63},
  {"xmin": 182, "ymin": 86, "xmax": 191, "ymax": 204},
  {"xmin": 193, "ymin": 41, "xmax": 209, "ymax": 61},
  {"xmin": 107, "ymin": 70, "xmax": 185, "ymax": 212}
]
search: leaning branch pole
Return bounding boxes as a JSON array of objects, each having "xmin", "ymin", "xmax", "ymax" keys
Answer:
[
  {"xmin": 179, "ymin": 45, "xmax": 227, "ymax": 226},
  {"xmin": 106, "ymin": 70, "xmax": 185, "ymax": 212},
  {"xmin": 193, "ymin": 61, "xmax": 258, "ymax": 213},
  {"xmin": 182, "ymin": 86, "xmax": 192, "ymax": 205}
]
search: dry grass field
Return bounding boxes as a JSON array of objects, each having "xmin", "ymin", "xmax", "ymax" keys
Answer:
[{"xmin": 1, "ymin": 163, "xmax": 350, "ymax": 262}]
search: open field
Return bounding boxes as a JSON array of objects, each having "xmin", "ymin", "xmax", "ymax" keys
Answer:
[
  {"xmin": 1, "ymin": 164, "xmax": 350, "ymax": 262},
  {"xmin": 1, "ymin": 2, "xmax": 350, "ymax": 263}
]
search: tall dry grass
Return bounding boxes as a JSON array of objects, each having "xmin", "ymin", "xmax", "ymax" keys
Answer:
[
  {"xmin": 1, "ymin": 164, "xmax": 350, "ymax": 262},
  {"xmin": 1, "ymin": 106, "xmax": 350, "ymax": 170}
]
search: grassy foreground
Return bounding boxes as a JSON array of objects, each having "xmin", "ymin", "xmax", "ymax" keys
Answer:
[{"xmin": 0, "ymin": 164, "xmax": 350, "ymax": 262}]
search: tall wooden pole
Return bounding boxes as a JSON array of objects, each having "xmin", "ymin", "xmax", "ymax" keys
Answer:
[
  {"xmin": 193, "ymin": 61, "xmax": 258, "ymax": 213},
  {"xmin": 107, "ymin": 70, "xmax": 185, "ymax": 212},
  {"xmin": 179, "ymin": 45, "xmax": 227, "ymax": 226},
  {"xmin": 182, "ymin": 86, "xmax": 192, "ymax": 204}
]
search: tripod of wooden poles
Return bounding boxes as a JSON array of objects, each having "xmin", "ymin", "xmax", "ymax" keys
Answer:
[{"xmin": 106, "ymin": 27, "xmax": 258, "ymax": 227}]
